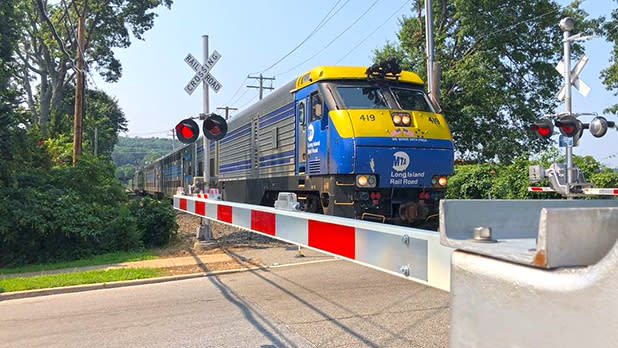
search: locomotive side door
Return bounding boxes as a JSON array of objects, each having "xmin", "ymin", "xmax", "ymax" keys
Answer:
[
  {"xmin": 306, "ymin": 90, "xmax": 328, "ymax": 175},
  {"xmin": 296, "ymin": 98, "xmax": 308, "ymax": 174}
]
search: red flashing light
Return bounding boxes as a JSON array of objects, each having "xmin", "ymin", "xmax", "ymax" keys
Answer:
[
  {"xmin": 180, "ymin": 126, "xmax": 194, "ymax": 138},
  {"xmin": 530, "ymin": 118, "xmax": 553, "ymax": 139},
  {"xmin": 175, "ymin": 118, "xmax": 200, "ymax": 144}
]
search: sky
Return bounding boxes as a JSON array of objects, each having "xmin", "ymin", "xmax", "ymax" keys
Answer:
[{"xmin": 93, "ymin": 0, "xmax": 618, "ymax": 167}]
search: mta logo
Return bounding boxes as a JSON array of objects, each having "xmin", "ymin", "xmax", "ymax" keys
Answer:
[{"xmin": 392, "ymin": 151, "xmax": 410, "ymax": 171}]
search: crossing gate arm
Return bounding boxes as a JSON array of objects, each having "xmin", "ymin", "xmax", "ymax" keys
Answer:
[{"xmin": 174, "ymin": 194, "xmax": 453, "ymax": 291}]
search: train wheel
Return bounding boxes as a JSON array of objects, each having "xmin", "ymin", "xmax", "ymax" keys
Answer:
[{"xmin": 304, "ymin": 194, "xmax": 323, "ymax": 214}]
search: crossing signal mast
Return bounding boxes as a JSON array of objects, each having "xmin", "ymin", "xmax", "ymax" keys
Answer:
[{"xmin": 529, "ymin": 17, "xmax": 618, "ymax": 197}]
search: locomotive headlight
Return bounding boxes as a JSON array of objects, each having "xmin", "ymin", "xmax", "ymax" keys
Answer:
[
  {"xmin": 392, "ymin": 112, "xmax": 411, "ymax": 126},
  {"xmin": 392, "ymin": 114, "xmax": 402, "ymax": 126},
  {"xmin": 401, "ymin": 114, "xmax": 411, "ymax": 126},
  {"xmin": 438, "ymin": 176, "xmax": 447, "ymax": 187},
  {"xmin": 357, "ymin": 175, "xmax": 368, "ymax": 186},
  {"xmin": 356, "ymin": 175, "xmax": 377, "ymax": 188},
  {"xmin": 432, "ymin": 175, "xmax": 448, "ymax": 187}
]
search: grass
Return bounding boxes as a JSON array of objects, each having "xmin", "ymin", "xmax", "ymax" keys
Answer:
[
  {"xmin": 0, "ymin": 250, "xmax": 158, "ymax": 276},
  {"xmin": 0, "ymin": 268, "xmax": 164, "ymax": 293}
]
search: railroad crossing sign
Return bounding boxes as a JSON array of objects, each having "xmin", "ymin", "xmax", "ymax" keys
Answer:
[
  {"xmin": 556, "ymin": 55, "xmax": 590, "ymax": 100},
  {"xmin": 184, "ymin": 50, "xmax": 223, "ymax": 95}
]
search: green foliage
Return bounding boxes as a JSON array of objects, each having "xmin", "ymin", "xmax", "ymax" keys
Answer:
[
  {"xmin": 112, "ymin": 136, "xmax": 181, "ymax": 183},
  {"xmin": 0, "ymin": 250, "xmax": 156, "ymax": 275},
  {"xmin": 16, "ymin": 0, "xmax": 173, "ymax": 136},
  {"xmin": 129, "ymin": 197, "xmax": 178, "ymax": 248},
  {"xmin": 601, "ymin": 0, "xmax": 618, "ymax": 115},
  {"xmin": 374, "ymin": 0, "xmax": 598, "ymax": 162},
  {"xmin": 0, "ymin": 156, "xmax": 141, "ymax": 266},
  {"xmin": 446, "ymin": 153, "xmax": 617, "ymax": 199},
  {"xmin": 0, "ymin": 267, "xmax": 163, "ymax": 293},
  {"xmin": 49, "ymin": 87, "xmax": 128, "ymax": 158}
]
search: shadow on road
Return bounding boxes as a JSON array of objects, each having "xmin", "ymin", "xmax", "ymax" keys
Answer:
[
  {"xmin": 188, "ymin": 249, "xmax": 302, "ymax": 348},
  {"xmin": 218, "ymin": 247, "xmax": 443, "ymax": 348}
]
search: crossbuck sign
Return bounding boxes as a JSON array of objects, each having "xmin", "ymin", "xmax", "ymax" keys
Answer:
[
  {"xmin": 184, "ymin": 50, "xmax": 223, "ymax": 95},
  {"xmin": 556, "ymin": 55, "xmax": 590, "ymax": 100}
]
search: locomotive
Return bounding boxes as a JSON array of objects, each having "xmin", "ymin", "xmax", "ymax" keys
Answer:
[{"xmin": 134, "ymin": 64, "xmax": 454, "ymax": 225}]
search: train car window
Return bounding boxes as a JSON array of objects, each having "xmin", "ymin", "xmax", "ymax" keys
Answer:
[
  {"xmin": 336, "ymin": 86, "xmax": 389, "ymax": 109},
  {"xmin": 298, "ymin": 101, "xmax": 306, "ymax": 125},
  {"xmin": 310, "ymin": 92, "xmax": 323, "ymax": 121},
  {"xmin": 390, "ymin": 88, "xmax": 434, "ymax": 112}
]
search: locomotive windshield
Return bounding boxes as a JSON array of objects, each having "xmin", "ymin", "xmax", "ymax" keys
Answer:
[
  {"xmin": 334, "ymin": 83, "xmax": 434, "ymax": 112},
  {"xmin": 336, "ymin": 86, "xmax": 389, "ymax": 109},
  {"xmin": 390, "ymin": 88, "xmax": 434, "ymax": 112}
]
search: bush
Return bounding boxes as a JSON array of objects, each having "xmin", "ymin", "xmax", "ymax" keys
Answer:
[
  {"xmin": 0, "ymin": 157, "xmax": 142, "ymax": 266},
  {"xmin": 446, "ymin": 154, "xmax": 617, "ymax": 200},
  {"xmin": 130, "ymin": 197, "xmax": 178, "ymax": 248}
]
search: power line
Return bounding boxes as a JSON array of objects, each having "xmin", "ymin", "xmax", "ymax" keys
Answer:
[
  {"xmin": 223, "ymin": 76, "xmax": 249, "ymax": 106},
  {"xmin": 336, "ymin": 0, "xmax": 408, "ymax": 64},
  {"xmin": 238, "ymin": 95, "xmax": 258, "ymax": 110},
  {"xmin": 274, "ymin": 0, "xmax": 382, "ymax": 77},
  {"xmin": 256, "ymin": 0, "xmax": 349, "ymax": 74}
]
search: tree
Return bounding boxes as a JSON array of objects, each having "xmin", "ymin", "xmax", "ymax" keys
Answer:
[
  {"xmin": 15, "ymin": 0, "xmax": 172, "ymax": 138},
  {"xmin": 601, "ymin": 1, "xmax": 618, "ymax": 115},
  {"xmin": 0, "ymin": 0, "xmax": 50, "ymax": 186},
  {"xmin": 49, "ymin": 86, "xmax": 128, "ymax": 159},
  {"xmin": 374, "ymin": 0, "xmax": 596, "ymax": 162}
]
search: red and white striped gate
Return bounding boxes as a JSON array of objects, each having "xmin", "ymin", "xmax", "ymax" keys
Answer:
[{"xmin": 173, "ymin": 194, "xmax": 452, "ymax": 291}]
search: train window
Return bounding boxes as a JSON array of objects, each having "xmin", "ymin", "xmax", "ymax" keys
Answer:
[
  {"xmin": 310, "ymin": 92, "xmax": 323, "ymax": 121},
  {"xmin": 391, "ymin": 88, "xmax": 434, "ymax": 112},
  {"xmin": 336, "ymin": 86, "xmax": 389, "ymax": 109}
]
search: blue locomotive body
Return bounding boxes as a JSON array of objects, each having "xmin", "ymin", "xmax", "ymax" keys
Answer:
[{"xmin": 134, "ymin": 66, "xmax": 454, "ymax": 224}]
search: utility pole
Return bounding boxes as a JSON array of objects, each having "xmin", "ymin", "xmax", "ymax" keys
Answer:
[
  {"xmin": 72, "ymin": 0, "xmax": 88, "ymax": 164},
  {"xmin": 216, "ymin": 106, "xmax": 238, "ymax": 120},
  {"xmin": 247, "ymin": 74, "xmax": 275, "ymax": 100},
  {"xmin": 560, "ymin": 17, "xmax": 575, "ymax": 198},
  {"xmin": 424, "ymin": 0, "xmax": 440, "ymax": 106},
  {"xmin": 202, "ymin": 35, "xmax": 210, "ymax": 189}
]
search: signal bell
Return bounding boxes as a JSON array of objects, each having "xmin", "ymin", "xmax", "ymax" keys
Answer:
[
  {"xmin": 175, "ymin": 118, "xmax": 200, "ymax": 144},
  {"xmin": 202, "ymin": 113, "xmax": 228, "ymax": 141},
  {"xmin": 554, "ymin": 115, "xmax": 582, "ymax": 138},
  {"xmin": 530, "ymin": 118, "xmax": 553, "ymax": 139}
]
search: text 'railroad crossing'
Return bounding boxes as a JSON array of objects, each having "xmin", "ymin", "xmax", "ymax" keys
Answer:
[{"xmin": 184, "ymin": 50, "xmax": 223, "ymax": 95}]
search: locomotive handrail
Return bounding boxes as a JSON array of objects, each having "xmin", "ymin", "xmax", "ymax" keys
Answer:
[{"xmin": 173, "ymin": 194, "xmax": 453, "ymax": 291}]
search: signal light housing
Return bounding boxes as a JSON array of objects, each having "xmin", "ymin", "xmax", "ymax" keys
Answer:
[
  {"xmin": 554, "ymin": 115, "xmax": 582, "ymax": 138},
  {"xmin": 203, "ymin": 113, "xmax": 228, "ymax": 141},
  {"xmin": 530, "ymin": 118, "xmax": 554, "ymax": 139},
  {"xmin": 175, "ymin": 118, "xmax": 200, "ymax": 144}
]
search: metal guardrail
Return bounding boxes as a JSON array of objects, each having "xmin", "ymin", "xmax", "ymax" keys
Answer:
[{"xmin": 173, "ymin": 194, "xmax": 453, "ymax": 291}]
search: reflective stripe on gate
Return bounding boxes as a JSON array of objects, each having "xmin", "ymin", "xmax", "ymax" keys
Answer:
[{"xmin": 173, "ymin": 194, "xmax": 452, "ymax": 291}]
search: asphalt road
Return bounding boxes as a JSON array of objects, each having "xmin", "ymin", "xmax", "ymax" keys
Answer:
[{"xmin": 0, "ymin": 258, "xmax": 449, "ymax": 347}]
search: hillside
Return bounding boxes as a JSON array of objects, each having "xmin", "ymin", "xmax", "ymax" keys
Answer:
[{"xmin": 113, "ymin": 136, "xmax": 182, "ymax": 184}]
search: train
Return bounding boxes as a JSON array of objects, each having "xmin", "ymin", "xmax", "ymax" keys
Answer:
[{"xmin": 133, "ymin": 64, "xmax": 454, "ymax": 225}]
